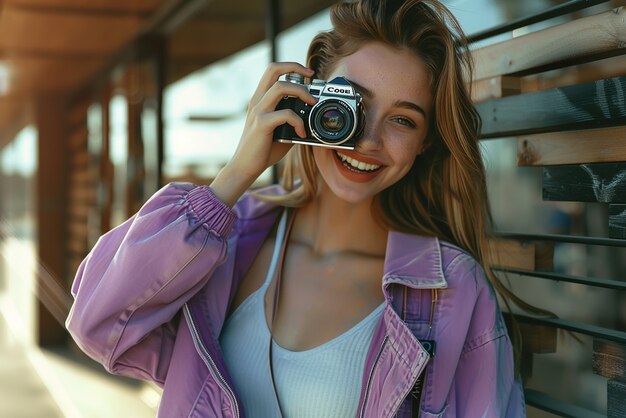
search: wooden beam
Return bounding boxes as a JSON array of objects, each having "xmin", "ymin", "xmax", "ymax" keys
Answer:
[
  {"xmin": 472, "ymin": 6, "xmax": 626, "ymax": 80},
  {"xmin": 476, "ymin": 77, "xmax": 626, "ymax": 139},
  {"xmin": 488, "ymin": 239, "xmax": 535, "ymax": 270},
  {"xmin": 520, "ymin": 322, "xmax": 557, "ymax": 354},
  {"xmin": 525, "ymin": 389, "xmax": 606, "ymax": 418},
  {"xmin": 609, "ymin": 204, "xmax": 626, "ymax": 240},
  {"xmin": 168, "ymin": 20, "xmax": 265, "ymax": 59},
  {"xmin": 517, "ymin": 126, "xmax": 626, "ymax": 166},
  {"xmin": 593, "ymin": 339, "xmax": 625, "ymax": 379},
  {"xmin": 36, "ymin": 92, "xmax": 67, "ymax": 346},
  {"xmin": 471, "ymin": 76, "xmax": 521, "ymax": 104},
  {"xmin": 0, "ymin": 7, "xmax": 143, "ymax": 56},
  {"xmin": 4, "ymin": 0, "xmax": 163, "ymax": 14},
  {"xmin": 543, "ymin": 163, "xmax": 626, "ymax": 203}
]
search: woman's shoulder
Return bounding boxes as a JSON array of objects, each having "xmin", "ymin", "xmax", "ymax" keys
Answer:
[
  {"xmin": 437, "ymin": 239, "xmax": 489, "ymax": 294},
  {"xmin": 229, "ymin": 184, "xmax": 290, "ymax": 238},
  {"xmin": 232, "ymin": 183, "xmax": 286, "ymax": 220}
]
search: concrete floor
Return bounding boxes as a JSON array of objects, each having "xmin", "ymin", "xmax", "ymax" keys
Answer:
[
  {"xmin": 0, "ymin": 314, "xmax": 63, "ymax": 418},
  {"xmin": 0, "ymin": 312, "xmax": 159, "ymax": 418}
]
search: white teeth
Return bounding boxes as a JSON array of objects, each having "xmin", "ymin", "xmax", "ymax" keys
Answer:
[{"xmin": 336, "ymin": 151, "xmax": 381, "ymax": 172}]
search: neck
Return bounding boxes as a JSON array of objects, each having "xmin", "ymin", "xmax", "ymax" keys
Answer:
[{"xmin": 292, "ymin": 181, "xmax": 388, "ymax": 258}]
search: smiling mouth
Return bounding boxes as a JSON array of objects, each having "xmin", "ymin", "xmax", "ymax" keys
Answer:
[{"xmin": 335, "ymin": 151, "xmax": 383, "ymax": 173}]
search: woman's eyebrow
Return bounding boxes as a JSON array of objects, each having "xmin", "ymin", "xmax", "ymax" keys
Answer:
[
  {"xmin": 347, "ymin": 79, "xmax": 374, "ymax": 98},
  {"xmin": 348, "ymin": 78, "xmax": 427, "ymax": 118}
]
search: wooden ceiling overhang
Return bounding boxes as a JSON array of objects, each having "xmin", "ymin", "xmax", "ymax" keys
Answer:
[{"xmin": 0, "ymin": 0, "xmax": 336, "ymax": 146}]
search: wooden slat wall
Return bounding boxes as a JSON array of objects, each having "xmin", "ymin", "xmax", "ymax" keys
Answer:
[
  {"xmin": 65, "ymin": 96, "xmax": 92, "ymax": 281},
  {"xmin": 470, "ymin": 4, "xmax": 626, "ymax": 417}
]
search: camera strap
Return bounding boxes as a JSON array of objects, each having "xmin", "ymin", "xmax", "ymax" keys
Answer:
[
  {"xmin": 267, "ymin": 207, "xmax": 296, "ymax": 417},
  {"xmin": 402, "ymin": 286, "xmax": 438, "ymax": 417}
]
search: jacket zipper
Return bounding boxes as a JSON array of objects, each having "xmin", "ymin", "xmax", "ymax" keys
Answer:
[
  {"xmin": 183, "ymin": 304, "xmax": 241, "ymax": 418},
  {"xmin": 359, "ymin": 336, "xmax": 389, "ymax": 418},
  {"xmin": 359, "ymin": 336, "xmax": 430, "ymax": 418}
]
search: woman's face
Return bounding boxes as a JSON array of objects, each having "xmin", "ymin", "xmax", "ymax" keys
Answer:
[{"xmin": 312, "ymin": 42, "xmax": 433, "ymax": 205}]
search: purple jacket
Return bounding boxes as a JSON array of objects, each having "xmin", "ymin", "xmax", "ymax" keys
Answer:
[{"xmin": 66, "ymin": 182, "xmax": 525, "ymax": 417}]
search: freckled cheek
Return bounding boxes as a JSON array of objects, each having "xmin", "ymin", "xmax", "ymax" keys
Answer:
[{"xmin": 387, "ymin": 137, "xmax": 422, "ymax": 165}]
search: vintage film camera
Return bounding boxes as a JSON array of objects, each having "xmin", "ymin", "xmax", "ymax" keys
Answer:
[{"xmin": 273, "ymin": 73, "xmax": 364, "ymax": 149}]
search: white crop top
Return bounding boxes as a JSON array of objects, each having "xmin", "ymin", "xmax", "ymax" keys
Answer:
[{"xmin": 219, "ymin": 211, "xmax": 384, "ymax": 417}]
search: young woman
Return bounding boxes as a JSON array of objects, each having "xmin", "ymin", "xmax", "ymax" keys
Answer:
[{"xmin": 67, "ymin": 0, "xmax": 525, "ymax": 416}]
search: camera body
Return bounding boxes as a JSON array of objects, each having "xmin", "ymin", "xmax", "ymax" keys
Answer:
[{"xmin": 273, "ymin": 73, "xmax": 364, "ymax": 150}]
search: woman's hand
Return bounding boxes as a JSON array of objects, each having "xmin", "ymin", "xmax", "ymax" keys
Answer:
[{"xmin": 210, "ymin": 62, "xmax": 317, "ymax": 207}]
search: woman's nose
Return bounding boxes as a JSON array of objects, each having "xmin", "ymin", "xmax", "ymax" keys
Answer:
[{"xmin": 355, "ymin": 117, "xmax": 382, "ymax": 152}]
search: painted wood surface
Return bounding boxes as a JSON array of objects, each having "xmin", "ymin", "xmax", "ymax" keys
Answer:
[
  {"xmin": 476, "ymin": 77, "xmax": 626, "ymax": 138},
  {"xmin": 593, "ymin": 339, "xmax": 625, "ymax": 379},
  {"xmin": 543, "ymin": 163, "xmax": 626, "ymax": 203},
  {"xmin": 608, "ymin": 379, "xmax": 626, "ymax": 418},
  {"xmin": 609, "ymin": 204, "xmax": 626, "ymax": 240}
]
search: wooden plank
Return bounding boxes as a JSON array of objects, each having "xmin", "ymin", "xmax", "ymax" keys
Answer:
[
  {"xmin": 68, "ymin": 125, "xmax": 87, "ymax": 150},
  {"xmin": 497, "ymin": 268, "xmax": 626, "ymax": 291},
  {"xmin": 608, "ymin": 379, "xmax": 626, "ymax": 418},
  {"xmin": 609, "ymin": 204, "xmax": 626, "ymax": 240},
  {"xmin": 69, "ymin": 187, "xmax": 96, "ymax": 204},
  {"xmin": 67, "ymin": 99, "xmax": 88, "ymax": 131},
  {"xmin": 472, "ymin": 6, "xmax": 626, "ymax": 80},
  {"xmin": 67, "ymin": 235, "xmax": 86, "ymax": 255},
  {"xmin": 593, "ymin": 339, "xmax": 626, "ymax": 379},
  {"xmin": 476, "ymin": 77, "xmax": 626, "ymax": 139},
  {"xmin": 515, "ymin": 315, "xmax": 626, "ymax": 345},
  {"xmin": 520, "ymin": 322, "xmax": 557, "ymax": 354},
  {"xmin": 67, "ymin": 203, "xmax": 89, "ymax": 220},
  {"xmin": 68, "ymin": 220, "xmax": 88, "ymax": 241},
  {"xmin": 518, "ymin": 126, "xmax": 626, "ymax": 166},
  {"xmin": 4, "ymin": 0, "xmax": 163, "ymax": 14},
  {"xmin": 71, "ymin": 149, "xmax": 90, "ymax": 168},
  {"xmin": 535, "ymin": 241, "xmax": 554, "ymax": 271},
  {"xmin": 543, "ymin": 163, "xmax": 626, "ymax": 203},
  {"xmin": 525, "ymin": 389, "xmax": 606, "ymax": 418},
  {"xmin": 69, "ymin": 168, "xmax": 92, "ymax": 186},
  {"xmin": 520, "ymin": 54, "xmax": 626, "ymax": 94},
  {"xmin": 471, "ymin": 76, "xmax": 521, "ymax": 103},
  {"xmin": 0, "ymin": 6, "xmax": 143, "ymax": 56},
  {"xmin": 488, "ymin": 239, "xmax": 535, "ymax": 270}
]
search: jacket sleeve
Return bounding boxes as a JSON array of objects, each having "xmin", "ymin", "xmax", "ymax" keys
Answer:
[
  {"xmin": 451, "ymin": 272, "xmax": 526, "ymax": 417},
  {"xmin": 65, "ymin": 182, "xmax": 237, "ymax": 385}
]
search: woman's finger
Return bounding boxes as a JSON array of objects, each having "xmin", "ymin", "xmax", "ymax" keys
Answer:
[
  {"xmin": 256, "ymin": 109, "xmax": 308, "ymax": 139},
  {"xmin": 253, "ymin": 80, "xmax": 317, "ymax": 114},
  {"xmin": 249, "ymin": 62, "xmax": 314, "ymax": 108}
]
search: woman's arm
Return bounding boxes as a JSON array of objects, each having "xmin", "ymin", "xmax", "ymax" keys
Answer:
[{"xmin": 66, "ymin": 182, "xmax": 236, "ymax": 384}]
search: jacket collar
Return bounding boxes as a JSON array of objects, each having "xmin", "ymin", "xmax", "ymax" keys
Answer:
[{"xmin": 383, "ymin": 230, "xmax": 448, "ymax": 290}]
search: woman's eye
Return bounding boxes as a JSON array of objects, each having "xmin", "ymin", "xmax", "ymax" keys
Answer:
[{"xmin": 393, "ymin": 117, "xmax": 416, "ymax": 128}]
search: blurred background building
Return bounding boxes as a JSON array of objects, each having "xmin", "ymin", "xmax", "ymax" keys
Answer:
[{"xmin": 0, "ymin": 0, "xmax": 625, "ymax": 416}]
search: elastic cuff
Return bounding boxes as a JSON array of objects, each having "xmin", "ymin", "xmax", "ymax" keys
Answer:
[{"xmin": 186, "ymin": 186, "xmax": 237, "ymax": 236}]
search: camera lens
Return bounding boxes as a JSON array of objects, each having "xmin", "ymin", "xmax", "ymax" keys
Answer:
[
  {"xmin": 320, "ymin": 109, "xmax": 345, "ymax": 132},
  {"xmin": 310, "ymin": 99, "xmax": 355, "ymax": 144}
]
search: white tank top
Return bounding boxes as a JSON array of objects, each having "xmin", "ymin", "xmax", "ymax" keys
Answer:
[{"xmin": 219, "ymin": 211, "xmax": 384, "ymax": 417}]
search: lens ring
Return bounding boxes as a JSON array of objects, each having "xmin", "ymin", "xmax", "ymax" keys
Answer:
[{"xmin": 309, "ymin": 99, "xmax": 357, "ymax": 144}]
